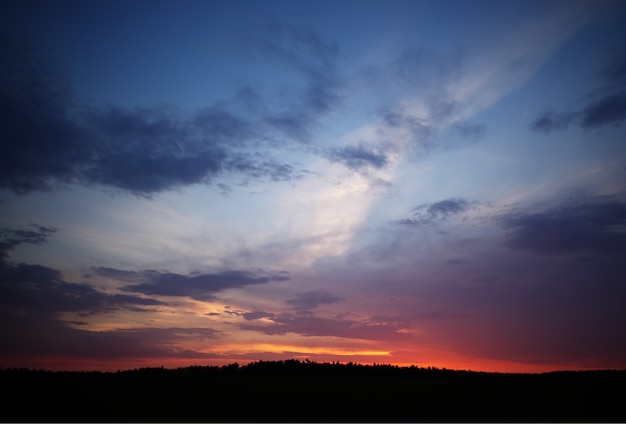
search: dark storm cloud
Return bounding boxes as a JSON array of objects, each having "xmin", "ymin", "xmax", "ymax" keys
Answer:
[
  {"xmin": 503, "ymin": 196, "xmax": 626, "ymax": 254},
  {"xmin": 0, "ymin": 32, "xmax": 305, "ymax": 196},
  {"xmin": 531, "ymin": 52, "xmax": 626, "ymax": 132},
  {"xmin": 324, "ymin": 145, "xmax": 389, "ymax": 170},
  {"xmin": 93, "ymin": 267, "xmax": 290, "ymax": 302},
  {"xmin": 395, "ymin": 198, "xmax": 471, "ymax": 227},
  {"xmin": 285, "ymin": 291, "xmax": 344, "ymax": 312}
]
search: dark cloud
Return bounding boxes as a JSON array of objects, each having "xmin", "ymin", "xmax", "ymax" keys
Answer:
[
  {"xmin": 580, "ymin": 92, "xmax": 626, "ymax": 128},
  {"xmin": 0, "ymin": 225, "xmax": 166, "ymax": 319},
  {"xmin": 395, "ymin": 198, "xmax": 471, "ymax": 227},
  {"xmin": 324, "ymin": 145, "xmax": 389, "ymax": 170},
  {"xmin": 0, "ymin": 262, "xmax": 165, "ymax": 314},
  {"xmin": 0, "ymin": 32, "xmax": 306, "ymax": 196},
  {"xmin": 285, "ymin": 291, "xmax": 344, "ymax": 312},
  {"xmin": 243, "ymin": 311, "xmax": 276, "ymax": 321},
  {"xmin": 502, "ymin": 196, "xmax": 626, "ymax": 254},
  {"xmin": 531, "ymin": 52, "xmax": 626, "ymax": 132},
  {"xmin": 93, "ymin": 267, "xmax": 290, "ymax": 301},
  {"xmin": 0, "ymin": 226, "xmax": 219, "ymax": 362},
  {"xmin": 0, "ymin": 224, "xmax": 56, "ymax": 260},
  {"xmin": 0, "ymin": 313, "xmax": 219, "ymax": 359},
  {"xmin": 226, "ymin": 153, "xmax": 301, "ymax": 183}
]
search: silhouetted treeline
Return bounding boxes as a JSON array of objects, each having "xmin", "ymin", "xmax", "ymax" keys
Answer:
[{"xmin": 2, "ymin": 360, "xmax": 625, "ymax": 421}]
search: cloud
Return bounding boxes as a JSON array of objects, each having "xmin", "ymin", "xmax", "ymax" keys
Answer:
[
  {"xmin": 239, "ymin": 22, "xmax": 343, "ymax": 142},
  {"xmin": 324, "ymin": 145, "xmax": 389, "ymax": 170},
  {"xmin": 0, "ymin": 226, "xmax": 166, "ymax": 316},
  {"xmin": 531, "ymin": 52, "xmax": 626, "ymax": 132},
  {"xmin": 395, "ymin": 198, "xmax": 471, "ymax": 227},
  {"xmin": 0, "ymin": 314, "xmax": 220, "ymax": 359},
  {"xmin": 502, "ymin": 196, "xmax": 626, "ymax": 254},
  {"xmin": 580, "ymin": 92, "xmax": 626, "ymax": 128},
  {"xmin": 285, "ymin": 291, "xmax": 344, "ymax": 312},
  {"xmin": 0, "ymin": 263, "xmax": 165, "ymax": 313},
  {"xmin": 0, "ymin": 224, "xmax": 57, "ymax": 260},
  {"xmin": 378, "ymin": 105, "xmax": 438, "ymax": 147},
  {"xmin": 243, "ymin": 311, "xmax": 275, "ymax": 321},
  {"xmin": 240, "ymin": 313, "xmax": 408, "ymax": 341},
  {"xmin": 0, "ymin": 32, "xmax": 307, "ymax": 196},
  {"xmin": 530, "ymin": 110, "xmax": 577, "ymax": 133},
  {"xmin": 93, "ymin": 267, "xmax": 290, "ymax": 301}
]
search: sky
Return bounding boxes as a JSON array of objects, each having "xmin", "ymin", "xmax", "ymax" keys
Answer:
[{"xmin": 1, "ymin": 0, "xmax": 625, "ymax": 373}]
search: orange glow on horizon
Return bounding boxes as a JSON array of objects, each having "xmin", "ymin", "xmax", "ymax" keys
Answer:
[{"xmin": 2, "ymin": 352, "xmax": 623, "ymax": 374}]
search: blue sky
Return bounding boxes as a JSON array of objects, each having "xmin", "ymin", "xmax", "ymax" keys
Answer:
[{"xmin": 1, "ymin": 0, "xmax": 625, "ymax": 372}]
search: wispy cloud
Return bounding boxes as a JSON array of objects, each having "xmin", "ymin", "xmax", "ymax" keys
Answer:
[
  {"xmin": 93, "ymin": 267, "xmax": 290, "ymax": 302},
  {"xmin": 323, "ymin": 145, "xmax": 389, "ymax": 170},
  {"xmin": 532, "ymin": 51, "xmax": 626, "ymax": 133},
  {"xmin": 394, "ymin": 198, "xmax": 472, "ymax": 227},
  {"xmin": 285, "ymin": 291, "xmax": 344, "ymax": 312}
]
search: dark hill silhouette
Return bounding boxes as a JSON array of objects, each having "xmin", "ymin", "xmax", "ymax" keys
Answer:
[{"xmin": 2, "ymin": 359, "xmax": 624, "ymax": 421}]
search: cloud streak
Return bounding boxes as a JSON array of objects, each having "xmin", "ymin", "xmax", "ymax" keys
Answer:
[
  {"xmin": 93, "ymin": 267, "xmax": 290, "ymax": 302},
  {"xmin": 532, "ymin": 52, "xmax": 626, "ymax": 132},
  {"xmin": 285, "ymin": 291, "xmax": 344, "ymax": 312},
  {"xmin": 395, "ymin": 198, "xmax": 472, "ymax": 227}
]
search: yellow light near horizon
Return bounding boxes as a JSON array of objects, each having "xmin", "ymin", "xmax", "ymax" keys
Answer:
[{"xmin": 209, "ymin": 343, "xmax": 390, "ymax": 357}]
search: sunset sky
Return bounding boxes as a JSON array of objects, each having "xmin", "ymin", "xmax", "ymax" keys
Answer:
[{"xmin": 1, "ymin": 0, "xmax": 625, "ymax": 373}]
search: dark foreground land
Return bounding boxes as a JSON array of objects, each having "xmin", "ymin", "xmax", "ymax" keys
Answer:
[{"xmin": 2, "ymin": 360, "xmax": 625, "ymax": 422}]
